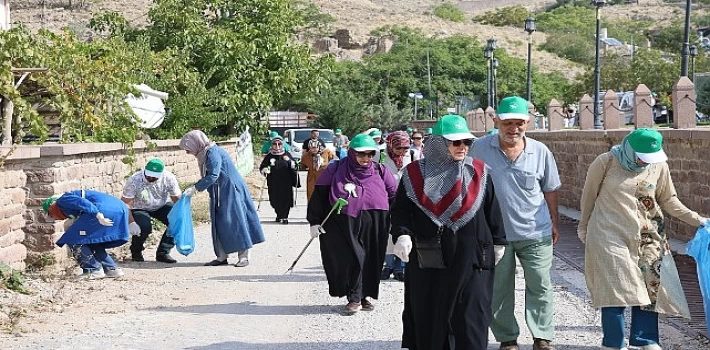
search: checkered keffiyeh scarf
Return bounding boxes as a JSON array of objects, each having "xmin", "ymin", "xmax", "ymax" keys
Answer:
[
  {"xmin": 386, "ymin": 131, "xmax": 411, "ymax": 170},
  {"xmin": 400, "ymin": 135, "xmax": 487, "ymax": 231}
]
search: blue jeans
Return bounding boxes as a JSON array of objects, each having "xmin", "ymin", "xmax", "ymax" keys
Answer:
[
  {"xmin": 602, "ymin": 306, "xmax": 659, "ymax": 348},
  {"xmin": 384, "ymin": 254, "xmax": 405, "ymax": 273},
  {"xmin": 71, "ymin": 243, "xmax": 118, "ymax": 272}
]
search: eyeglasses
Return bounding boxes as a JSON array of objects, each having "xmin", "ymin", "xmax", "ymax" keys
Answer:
[
  {"xmin": 356, "ymin": 151, "xmax": 376, "ymax": 158},
  {"xmin": 412, "ymin": 137, "xmax": 423, "ymax": 140},
  {"xmin": 450, "ymin": 139, "xmax": 474, "ymax": 147},
  {"xmin": 395, "ymin": 146, "xmax": 410, "ymax": 151}
]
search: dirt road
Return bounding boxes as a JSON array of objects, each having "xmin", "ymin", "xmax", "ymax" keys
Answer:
[{"xmin": 1, "ymin": 172, "xmax": 707, "ymax": 349}]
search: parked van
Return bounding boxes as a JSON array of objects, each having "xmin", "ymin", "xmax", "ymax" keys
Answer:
[{"xmin": 283, "ymin": 128, "xmax": 336, "ymax": 161}]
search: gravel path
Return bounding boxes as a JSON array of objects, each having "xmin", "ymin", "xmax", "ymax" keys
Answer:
[{"xmin": 1, "ymin": 172, "xmax": 708, "ymax": 349}]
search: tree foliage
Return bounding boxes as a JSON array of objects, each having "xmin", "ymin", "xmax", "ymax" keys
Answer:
[
  {"xmin": 432, "ymin": 3, "xmax": 467, "ymax": 23},
  {"xmin": 472, "ymin": 6, "xmax": 530, "ymax": 28}
]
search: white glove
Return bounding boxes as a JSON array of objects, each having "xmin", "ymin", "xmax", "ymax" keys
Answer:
[
  {"xmin": 310, "ymin": 225, "xmax": 325, "ymax": 238},
  {"xmin": 260, "ymin": 167, "xmax": 270, "ymax": 176},
  {"xmin": 703, "ymin": 218, "xmax": 710, "ymax": 227},
  {"xmin": 393, "ymin": 235, "xmax": 413, "ymax": 263},
  {"xmin": 494, "ymin": 245, "xmax": 505, "ymax": 265},
  {"xmin": 578, "ymin": 229, "xmax": 587, "ymax": 244},
  {"xmin": 184, "ymin": 186, "xmax": 196, "ymax": 197},
  {"xmin": 95, "ymin": 212, "xmax": 114, "ymax": 227},
  {"xmin": 129, "ymin": 222, "xmax": 141, "ymax": 236}
]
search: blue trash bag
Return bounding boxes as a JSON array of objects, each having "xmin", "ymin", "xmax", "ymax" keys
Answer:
[
  {"xmin": 687, "ymin": 224, "xmax": 710, "ymax": 335},
  {"xmin": 167, "ymin": 194, "xmax": 195, "ymax": 256}
]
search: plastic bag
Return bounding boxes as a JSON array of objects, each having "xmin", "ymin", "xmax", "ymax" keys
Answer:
[
  {"xmin": 167, "ymin": 194, "xmax": 195, "ymax": 256},
  {"xmin": 686, "ymin": 224, "xmax": 710, "ymax": 334}
]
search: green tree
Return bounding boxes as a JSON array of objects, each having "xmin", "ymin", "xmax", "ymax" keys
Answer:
[
  {"xmin": 432, "ymin": 3, "xmax": 467, "ymax": 23},
  {"xmin": 472, "ymin": 6, "xmax": 530, "ymax": 28}
]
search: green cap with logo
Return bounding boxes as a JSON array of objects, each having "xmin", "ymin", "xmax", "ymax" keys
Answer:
[
  {"xmin": 144, "ymin": 158, "xmax": 165, "ymax": 178},
  {"xmin": 350, "ymin": 134, "xmax": 378, "ymax": 152},
  {"xmin": 497, "ymin": 96, "xmax": 530, "ymax": 121},
  {"xmin": 42, "ymin": 195, "xmax": 60, "ymax": 213},
  {"xmin": 432, "ymin": 114, "xmax": 474, "ymax": 141},
  {"xmin": 269, "ymin": 131, "xmax": 279, "ymax": 138},
  {"xmin": 369, "ymin": 129, "xmax": 382, "ymax": 138},
  {"xmin": 335, "ymin": 128, "xmax": 342, "ymax": 134},
  {"xmin": 628, "ymin": 128, "xmax": 667, "ymax": 163}
]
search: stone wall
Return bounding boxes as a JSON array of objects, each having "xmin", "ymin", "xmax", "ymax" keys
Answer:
[
  {"xmin": 0, "ymin": 140, "xmax": 237, "ymax": 270},
  {"xmin": 524, "ymin": 128, "xmax": 710, "ymax": 241}
]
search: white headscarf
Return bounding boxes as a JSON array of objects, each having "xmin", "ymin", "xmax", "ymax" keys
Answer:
[{"xmin": 179, "ymin": 130, "xmax": 216, "ymax": 175}]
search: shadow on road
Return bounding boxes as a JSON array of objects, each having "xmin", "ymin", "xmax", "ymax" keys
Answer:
[
  {"xmin": 208, "ymin": 273, "xmax": 325, "ymax": 283},
  {"xmin": 184, "ymin": 340, "xmax": 401, "ymax": 350},
  {"xmin": 122, "ymin": 261, "xmax": 208, "ymax": 269},
  {"xmin": 145, "ymin": 301, "xmax": 336, "ymax": 316}
]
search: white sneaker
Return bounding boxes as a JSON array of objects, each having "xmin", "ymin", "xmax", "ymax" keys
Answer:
[
  {"xmin": 640, "ymin": 344, "xmax": 662, "ymax": 350},
  {"xmin": 77, "ymin": 269, "xmax": 105, "ymax": 280},
  {"xmin": 104, "ymin": 268, "xmax": 124, "ymax": 278}
]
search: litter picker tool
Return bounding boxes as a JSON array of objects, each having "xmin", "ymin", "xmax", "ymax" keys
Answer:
[
  {"xmin": 257, "ymin": 159, "xmax": 276, "ymax": 211},
  {"xmin": 285, "ymin": 197, "xmax": 348, "ymax": 274}
]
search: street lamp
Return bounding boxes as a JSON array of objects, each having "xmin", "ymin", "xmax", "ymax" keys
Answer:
[
  {"xmin": 591, "ymin": 0, "xmax": 606, "ymax": 129},
  {"xmin": 484, "ymin": 47, "xmax": 492, "ymax": 108},
  {"xmin": 485, "ymin": 38, "xmax": 497, "ymax": 108},
  {"xmin": 690, "ymin": 45, "xmax": 698, "ymax": 82},
  {"xmin": 492, "ymin": 58, "xmax": 500, "ymax": 108},
  {"xmin": 681, "ymin": 0, "xmax": 692, "ymax": 77},
  {"xmin": 408, "ymin": 92, "xmax": 424, "ymax": 119},
  {"xmin": 524, "ymin": 17, "xmax": 536, "ymax": 103}
]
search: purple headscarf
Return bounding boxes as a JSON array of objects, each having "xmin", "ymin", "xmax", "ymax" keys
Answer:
[{"xmin": 315, "ymin": 148, "xmax": 397, "ymax": 218}]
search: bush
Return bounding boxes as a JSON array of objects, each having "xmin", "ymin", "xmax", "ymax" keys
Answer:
[
  {"xmin": 472, "ymin": 6, "xmax": 530, "ymax": 28},
  {"xmin": 540, "ymin": 33, "xmax": 595, "ymax": 66},
  {"xmin": 432, "ymin": 3, "xmax": 466, "ymax": 23}
]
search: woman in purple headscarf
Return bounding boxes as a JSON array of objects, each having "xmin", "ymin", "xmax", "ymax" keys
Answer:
[{"xmin": 307, "ymin": 134, "xmax": 398, "ymax": 315}]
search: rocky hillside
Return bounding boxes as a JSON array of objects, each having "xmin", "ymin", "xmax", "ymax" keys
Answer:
[{"xmin": 8, "ymin": 0, "xmax": 692, "ymax": 79}]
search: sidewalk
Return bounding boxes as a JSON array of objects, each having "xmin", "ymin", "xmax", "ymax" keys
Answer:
[{"xmin": 555, "ymin": 211, "xmax": 709, "ymax": 339}]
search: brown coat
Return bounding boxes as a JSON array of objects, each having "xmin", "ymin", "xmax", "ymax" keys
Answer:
[{"xmin": 304, "ymin": 148, "xmax": 336, "ymax": 201}]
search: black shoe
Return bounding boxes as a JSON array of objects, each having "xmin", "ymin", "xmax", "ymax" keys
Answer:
[
  {"xmin": 156, "ymin": 254, "xmax": 177, "ymax": 264},
  {"xmin": 394, "ymin": 271, "xmax": 405, "ymax": 282},
  {"xmin": 275, "ymin": 217, "xmax": 281, "ymax": 222},
  {"xmin": 281, "ymin": 219, "xmax": 289, "ymax": 225},
  {"xmin": 204, "ymin": 259, "xmax": 228, "ymax": 266},
  {"xmin": 380, "ymin": 268, "xmax": 393, "ymax": 280},
  {"xmin": 131, "ymin": 252, "xmax": 145, "ymax": 262}
]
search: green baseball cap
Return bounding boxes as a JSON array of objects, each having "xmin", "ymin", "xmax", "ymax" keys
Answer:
[
  {"xmin": 144, "ymin": 158, "xmax": 165, "ymax": 178},
  {"xmin": 335, "ymin": 128, "xmax": 342, "ymax": 134},
  {"xmin": 42, "ymin": 195, "xmax": 60, "ymax": 213},
  {"xmin": 628, "ymin": 128, "xmax": 667, "ymax": 163},
  {"xmin": 425, "ymin": 128, "xmax": 433, "ymax": 134},
  {"xmin": 497, "ymin": 96, "xmax": 530, "ymax": 121},
  {"xmin": 369, "ymin": 129, "xmax": 382, "ymax": 138},
  {"xmin": 349, "ymin": 134, "xmax": 378, "ymax": 152},
  {"xmin": 406, "ymin": 127, "xmax": 413, "ymax": 132},
  {"xmin": 269, "ymin": 131, "xmax": 279, "ymax": 138},
  {"xmin": 432, "ymin": 114, "xmax": 474, "ymax": 141}
]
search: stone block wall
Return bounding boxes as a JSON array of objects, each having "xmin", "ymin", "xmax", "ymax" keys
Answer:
[
  {"xmin": 0, "ymin": 140, "xmax": 237, "ymax": 270},
  {"xmin": 524, "ymin": 128, "xmax": 710, "ymax": 241}
]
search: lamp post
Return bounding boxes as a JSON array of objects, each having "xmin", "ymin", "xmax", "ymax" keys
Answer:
[
  {"xmin": 484, "ymin": 47, "xmax": 493, "ymax": 108},
  {"xmin": 492, "ymin": 58, "xmax": 500, "ymax": 108},
  {"xmin": 591, "ymin": 0, "xmax": 606, "ymax": 129},
  {"xmin": 690, "ymin": 45, "xmax": 698, "ymax": 82},
  {"xmin": 524, "ymin": 17, "xmax": 536, "ymax": 103},
  {"xmin": 681, "ymin": 0, "xmax": 692, "ymax": 77},
  {"xmin": 408, "ymin": 92, "xmax": 424, "ymax": 119},
  {"xmin": 485, "ymin": 38, "xmax": 497, "ymax": 108}
]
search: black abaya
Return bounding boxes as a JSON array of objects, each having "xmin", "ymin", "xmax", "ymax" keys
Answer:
[{"xmin": 260, "ymin": 153, "xmax": 297, "ymax": 220}]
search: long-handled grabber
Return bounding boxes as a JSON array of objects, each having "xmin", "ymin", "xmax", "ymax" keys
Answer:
[
  {"xmin": 256, "ymin": 174, "xmax": 267, "ymax": 211},
  {"xmin": 285, "ymin": 197, "xmax": 348, "ymax": 274}
]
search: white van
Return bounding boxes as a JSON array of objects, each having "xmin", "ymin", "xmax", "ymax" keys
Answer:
[{"xmin": 283, "ymin": 128, "xmax": 336, "ymax": 161}]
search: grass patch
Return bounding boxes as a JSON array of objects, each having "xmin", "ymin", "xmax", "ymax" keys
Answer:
[
  {"xmin": 0, "ymin": 264, "xmax": 31, "ymax": 295},
  {"xmin": 432, "ymin": 3, "xmax": 466, "ymax": 23}
]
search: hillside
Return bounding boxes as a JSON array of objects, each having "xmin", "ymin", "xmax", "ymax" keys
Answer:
[{"xmin": 8, "ymin": 0, "xmax": 695, "ymax": 80}]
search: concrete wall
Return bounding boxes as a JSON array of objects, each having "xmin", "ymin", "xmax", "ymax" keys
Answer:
[
  {"xmin": 0, "ymin": 140, "xmax": 237, "ymax": 270},
  {"xmin": 524, "ymin": 128, "xmax": 710, "ymax": 241}
]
